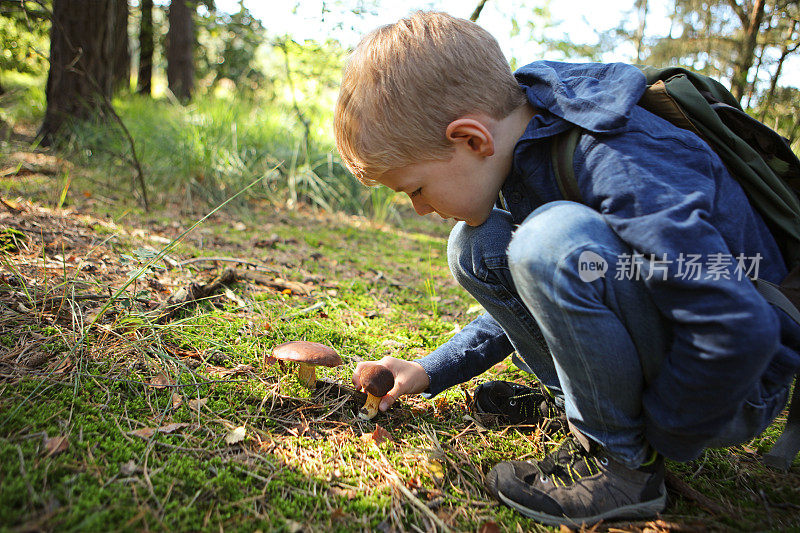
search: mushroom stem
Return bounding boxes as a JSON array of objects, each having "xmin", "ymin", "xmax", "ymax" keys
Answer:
[
  {"xmin": 297, "ymin": 363, "xmax": 317, "ymax": 388},
  {"xmin": 359, "ymin": 393, "xmax": 381, "ymax": 420}
]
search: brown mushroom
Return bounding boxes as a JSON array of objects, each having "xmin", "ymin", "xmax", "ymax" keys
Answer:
[
  {"xmin": 272, "ymin": 341, "xmax": 342, "ymax": 388},
  {"xmin": 358, "ymin": 365, "xmax": 395, "ymax": 419}
]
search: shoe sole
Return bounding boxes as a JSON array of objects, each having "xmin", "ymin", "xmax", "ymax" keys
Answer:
[{"xmin": 497, "ymin": 488, "xmax": 667, "ymax": 527}]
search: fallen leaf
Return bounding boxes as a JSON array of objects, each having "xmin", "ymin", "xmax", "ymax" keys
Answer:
[
  {"xmin": 330, "ymin": 508, "xmax": 349, "ymax": 521},
  {"xmin": 119, "ymin": 460, "xmax": 140, "ymax": 476},
  {"xmin": 426, "ymin": 458, "xmax": 445, "ymax": 484},
  {"xmin": 361, "ymin": 424, "xmax": 393, "ymax": 445},
  {"xmin": 131, "ymin": 427, "xmax": 156, "ymax": 438},
  {"xmin": 44, "ymin": 435, "xmax": 69, "ymax": 457},
  {"xmin": 54, "ymin": 356, "xmax": 73, "ymax": 374},
  {"xmin": 159, "ymin": 422, "xmax": 189, "ymax": 434},
  {"xmin": 206, "ymin": 363, "xmax": 254, "ymax": 378},
  {"xmin": 131, "ymin": 423, "xmax": 188, "ymax": 439},
  {"xmin": 225, "ymin": 425, "xmax": 246, "ymax": 444},
  {"xmin": 479, "ymin": 522, "xmax": 501, "ymax": 533},
  {"xmin": 328, "ymin": 486, "xmax": 358, "ymax": 500},
  {"xmin": 151, "ymin": 372, "xmax": 172, "ymax": 389},
  {"xmin": 172, "ymin": 393, "xmax": 183, "ymax": 409},
  {"xmin": 285, "ymin": 521, "xmax": 304, "ymax": 533},
  {"xmin": 188, "ymin": 397, "xmax": 208, "ymax": 411},
  {"xmin": 223, "ymin": 287, "xmax": 246, "ymax": 307}
]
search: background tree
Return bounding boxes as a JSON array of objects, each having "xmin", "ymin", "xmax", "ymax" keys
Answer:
[
  {"xmin": 137, "ymin": 0, "xmax": 154, "ymax": 95},
  {"xmin": 208, "ymin": 1, "xmax": 265, "ymax": 92},
  {"xmin": 37, "ymin": 0, "xmax": 114, "ymax": 144},
  {"xmin": 111, "ymin": 0, "xmax": 131, "ymax": 92},
  {"xmin": 0, "ymin": 0, "xmax": 51, "ymax": 92},
  {"xmin": 729, "ymin": 0, "xmax": 767, "ymax": 100},
  {"xmin": 642, "ymin": 0, "xmax": 798, "ymax": 104},
  {"xmin": 166, "ymin": 0, "xmax": 196, "ymax": 101}
]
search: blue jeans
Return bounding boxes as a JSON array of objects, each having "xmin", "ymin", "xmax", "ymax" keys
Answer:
[{"xmin": 448, "ymin": 203, "xmax": 788, "ymax": 467}]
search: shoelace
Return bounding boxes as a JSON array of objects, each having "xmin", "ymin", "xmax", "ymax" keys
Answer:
[
  {"xmin": 508, "ymin": 386, "xmax": 559, "ymax": 419},
  {"xmin": 529, "ymin": 439, "xmax": 604, "ymax": 486}
]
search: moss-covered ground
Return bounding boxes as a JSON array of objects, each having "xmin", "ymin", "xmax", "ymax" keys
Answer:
[{"xmin": 1, "ymin": 88, "xmax": 799, "ymax": 533}]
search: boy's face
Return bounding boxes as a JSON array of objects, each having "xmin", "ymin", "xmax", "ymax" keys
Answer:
[{"xmin": 377, "ymin": 150, "xmax": 505, "ymax": 227}]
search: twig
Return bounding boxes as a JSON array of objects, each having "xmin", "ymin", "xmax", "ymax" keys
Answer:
[
  {"xmin": 0, "ymin": 197, "xmax": 23, "ymax": 214},
  {"xmin": 664, "ymin": 470, "xmax": 734, "ymax": 517},
  {"xmin": 178, "ymin": 257, "xmax": 277, "ymax": 272},
  {"xmin": 178, "ymin": 256, "xmax": 279, "ymax": 272},
  {"xmin": 388, "ymin": 473, "xmax": 454, "ymax": 533},
  {"xmin": 278, "ymin": 301, "xmax": 324, "ymax": 320},
  {"xmin": 152, "ymin": 268, "xmax": 238, "ymax": 323}
]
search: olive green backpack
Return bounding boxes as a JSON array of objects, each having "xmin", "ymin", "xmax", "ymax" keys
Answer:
[{"xmin": 550, "ymin": 65, "xmax": 800, "ymax": 471}]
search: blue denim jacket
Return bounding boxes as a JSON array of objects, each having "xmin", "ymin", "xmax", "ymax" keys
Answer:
[{"xmin": 416, "ymin": 61, "xmax": 800, "ymax": 459}]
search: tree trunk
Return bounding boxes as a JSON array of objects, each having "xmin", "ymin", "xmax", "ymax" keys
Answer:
[
  {"xmin": 729, "ymin": 0, "xmax": 767, "ymax": 101},
  {"xmin": 137, "ymin": 0, "xmax": 154, "ymax": 95},
  {"xmin": 166, "ymin": 0, "xmax": 194, "ymax": 102},
  {"xmin": 635, "ymin": 0, "xmax": 649, "ymax": 62},
  {"xmin": 38, "ymin": 0, "xmax": 114, "ymax": 145},
  {"xmin": 470, "ymin": 0, "xmax": 489, "ymax": 21},
  {"xmin": 759, "ymin": 19, "xmax": 799, "ymax": 121},
  {"xmin": 111, "ymin": 0, "xmax": 131, "ymax": 92}
]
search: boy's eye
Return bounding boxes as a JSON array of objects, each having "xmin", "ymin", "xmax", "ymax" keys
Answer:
[{"xmin": 409, "ymin": 188, "xmax": 421, "ymax": 198}]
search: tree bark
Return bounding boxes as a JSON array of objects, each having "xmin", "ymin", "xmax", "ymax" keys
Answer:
[
  {"xmin": 729, "ymin": 0, "xmax": 767, "ymax": 101},
  {"xmin": 37, "ymin": 0, "xmax": 114, "ymax": 145},
  {"xmin": 166, "ymin": 0, "xmax": 195, "ymax": 102},
  {"xmin": 760, "ymin": 19, "xmax": 799, "ymax": 120},
  {"xmin": 111, "ymin": 0, "xmax": 131, "ymax": 92},
  {"xmin": 469, "ymin": 0, "xmax": 489, "ymax": 21},
  {"xmin": 635, "ymin": 0, "xmax": 649, "ymax": 62},
  {"xmin": 137, "ymin": 0, "xmax": 154, "ymax": 95}
]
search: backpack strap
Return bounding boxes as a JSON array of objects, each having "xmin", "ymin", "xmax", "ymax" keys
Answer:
[
  {"xmin": 763, "ymin": 381, "xmax": 800, "ymax": 471},
  {"xmin": 753, "ymin": 277, "xmax": 800, "ymax": 471},
  {"xmin": 551, "ymin": 127, "xmax": 584, "ymax": 203},
  {"xmin": 752, "ymin": 278, "xmax": 800, "ymax": 326}
]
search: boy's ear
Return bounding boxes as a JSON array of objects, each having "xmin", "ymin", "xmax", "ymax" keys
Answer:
[{"xmin": 445, "ymin": 118, "xmax": 495, "ymax": 157}]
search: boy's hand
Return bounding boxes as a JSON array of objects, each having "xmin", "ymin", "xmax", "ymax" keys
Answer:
[{"xmin": 352, "ymin": 357, "xmax": 430, "ymax": 412}]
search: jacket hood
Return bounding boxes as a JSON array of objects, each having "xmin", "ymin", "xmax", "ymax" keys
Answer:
[{"xmin": 514, "ymin": 61, "xmax": 647, "ymax": 134}]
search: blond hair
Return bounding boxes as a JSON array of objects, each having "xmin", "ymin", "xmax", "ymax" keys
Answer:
[{"xmin": 334, "ymin": 11, "xmax": 526, "ymax": 184}]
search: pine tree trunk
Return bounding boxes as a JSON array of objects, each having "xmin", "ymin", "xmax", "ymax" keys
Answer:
[
  {"xmin": 111, "ymin": 0, "xmax": 131, "ymax": 92},
  {"xmin": 730, "ymin": 0, "xmax": 766, "ymax": 102},
  {"xmin": 37, "ymin": 0, "xmax": 113, "ymax": 145},
  {"xmin": 137, "ymin": 0, "xmax": 154, "ymax": 95},
  {"xmin": 166, "ymin": 0, "xmax": 194, "ymax": 102}
]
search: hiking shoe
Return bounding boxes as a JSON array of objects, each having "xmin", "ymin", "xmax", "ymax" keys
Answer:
[
  {"xmin": 470, "ymin": 380, "xmax": 564, "ymax": 427},
  {"xmin": 485, "ymin": 434, "xmax": 666, "ymax": 527}
]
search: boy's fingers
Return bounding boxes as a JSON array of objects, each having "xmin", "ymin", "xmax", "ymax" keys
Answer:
[
  {"xmin": 379, "ymin": 381, "xmax": 405, "ymax": 411},
  {"xmin": 379, "ymin": 391, "xmax": 397, "ymax": 411}
]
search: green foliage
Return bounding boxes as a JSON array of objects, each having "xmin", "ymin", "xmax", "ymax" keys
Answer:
[
  {"xmin": 0, "ymin": 1, "xmax": 50, "ymax": 76},
  {"xmin": 196, "ymin": 1, "xmax": 268, "ymax": 93}
]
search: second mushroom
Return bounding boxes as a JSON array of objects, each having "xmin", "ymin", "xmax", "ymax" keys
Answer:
[{"xmin": 359, "ymin": 365, "xmax": 395, "ymax": 419}]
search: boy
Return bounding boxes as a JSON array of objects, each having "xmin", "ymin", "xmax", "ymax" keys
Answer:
[{"xmin": 337, "ymin": 11, "xmax": 800, "ymax": 527}]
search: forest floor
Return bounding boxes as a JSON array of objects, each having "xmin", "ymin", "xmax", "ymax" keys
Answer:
[{"xmin": 1, "ymin": 122, "xmax": 799, "ymax": 532}]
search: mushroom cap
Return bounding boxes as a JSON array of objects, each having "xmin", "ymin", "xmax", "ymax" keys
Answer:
[
  {"xmin": 361, "ymin": 365, "xmax": 395, "ymax": 397},
  {"xmin": 272, "ymin": 341, "xmax": 342, "ymax": 367}
]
